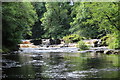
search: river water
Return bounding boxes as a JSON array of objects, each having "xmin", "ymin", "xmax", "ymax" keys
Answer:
[{"xmin": 2, "ymin": 48, "xmax": 120, "ymax": 79}]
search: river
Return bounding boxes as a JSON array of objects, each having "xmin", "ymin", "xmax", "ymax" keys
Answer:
[{"xmin": 2, "ymin": 48, "xmax": 120, "ymax": 79}]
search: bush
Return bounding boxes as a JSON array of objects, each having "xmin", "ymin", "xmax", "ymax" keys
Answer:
[
  {"xmin": 77, "ymin": 41, "xmax": 89, "ymax": 50},
  {"xmin": 101, "ymin": 33, "xmax": 120, "ymax": 49},
  {"xmin": 63, "ymin": 34, "xmax": 85, "ymax": 44},
  {"xmin": 108, "ymin": 32, "xmax": 120, "ymax": 49},
  {"xmin": 100, "ymin": 34, "xmax": 112, "ymax": 46}
]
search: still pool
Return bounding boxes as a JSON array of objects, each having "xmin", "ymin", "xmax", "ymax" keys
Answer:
[{"xmin": 2, "ymin": 52, "xmax": 120, "ymax": 79}]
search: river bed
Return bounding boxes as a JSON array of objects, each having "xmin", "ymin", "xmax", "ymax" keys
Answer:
[{"xmin": 2, "ymin": 47, "xmax": 120, "ymax": 79}]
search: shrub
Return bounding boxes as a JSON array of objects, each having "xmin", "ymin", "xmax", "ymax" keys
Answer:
[
  {"xmin": 108, "ymin": 33, "xmax": 120, "ymax": 49},
  {"xmin": 63, "ymin": 34, "xmax": 85, "ymax": 44},
  {"xmin": 63, "ymin": 35, "xmax": 72, "ymax": 44},
  {"xmin": 101, "ymin": 33, "xmax": 120, "ymax": 49},
  {"xmin": 77, "ymin": 41, "xmax": 89, "ymax": 50},
  {"xmin": 100, "ymin": 34, "xmax": 112, "ymax": 46}
]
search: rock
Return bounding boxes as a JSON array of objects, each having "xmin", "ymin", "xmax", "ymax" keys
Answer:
[
  {"xmin": 18, "ymin": 44, "xmax": 38, "ymax": 48},
  {"xmin": 95, "ymin": 50, "xmax": 104, "ymax": 53},
  {"xmin": 21, "ymin": 40, "xmax": 31, "ymax": 44},
  {"xmin": 104, "ymin": 50, "xmax": 114, "ymax": 54},
  {"xmin": 55, "ymin": 39, "xmax": 61, "ymax": 44},
  {"xmin": 50, "ymin": 39, "xmax": 61, "ymax": 45},
  {"xmin": 50, "ymin": 39, "xmax": 55, "ymax": 45},
  {"xmin": 42, "ymin": 39, "xmax": 50, "ymax": 45},
  {"xmin": 94, "ymin": 40, "xmax": 99, "ymax": 47},
  {"xmin": 68, "ymin": 43, "xmax": 77, "ymax": 47},
  {"xmin": 30, "ymin": 39, "xmax": 42, "ymax": 45},
  {"xmin": 113, "ymin": 50, "xmax": 120, "ymax": 54},
  {"xmin": 83, "ymin": 39, "xmax": 101, "ymax": 47}
]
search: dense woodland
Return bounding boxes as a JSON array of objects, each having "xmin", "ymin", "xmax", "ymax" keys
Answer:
[{"xmin": 2, "ymin": 2, "xmax": 120, "ymax": 52}]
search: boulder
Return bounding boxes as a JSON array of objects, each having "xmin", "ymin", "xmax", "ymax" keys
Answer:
[
  {"xmin": 42, "ymin": 39, "xmax": 50, "ymax": 45},
  {"xmin": 41, "ymin": 39, "xmax": 61, "ymax": 45},
  {"xmin": 50, "ymin": 39, "xmax": 55, "ymax": 45},
  {"xmin": 55, "ymin": 39, "xmax": 61, "ymax": 44},
  {"xmin": 30, "ymin": 39, "xmax": 42, "ymax": 45},
  {"xmin": 83, "ymin": 39, "xmax": 101, "ymax": 47},
  {"xmin": 113, "ymin": 50, "xmax": 120, "ymax": 54},
  {"xmin": 18, "ymin": 44, "xmax": 38, "ymax": 48},
  {"xmin": 95, "ymin": 50, "xmax": 104, "ymax": 53},
  {"xmin": 104, "ymin": 50, "xmax": 114, "ymax": 54},
  {"xmin": 21, "ymin": 40, "xmax": 31, "ymax": 44}
]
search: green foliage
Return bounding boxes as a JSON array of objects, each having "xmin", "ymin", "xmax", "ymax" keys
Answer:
[
  {"xmin": 108, "ymin": 32, "xmax": 120, "ymax": 49},
  {"xmin": 63, "ymin": 34, "xmax": 85, "ymax": 43},
  {"xmin": 31, "ymin": 2, "xmax": 46, "ymax": 39},
  {"xmin": 70, "ymin": 2, "xmax": 119, "ymax": 49},
  {"xmin": 77, "ymin": 41, "xmax": 89, "ymax": 50},
  {"xmin": 70, "ymin": 2, "xmax": 102, "ymax": 39},
  {"xmin": 70, "ymin": 2, "xmax": 119, "ymax": 39},
  {"xmin": 90, "ymin": 2, "xmax": 118, "ymax": 33},
  {"xmin": 63, "ymin": 35, "xmax": 71, "ymax": 44},
  {"xmin": 2, "ymin": 2, "xmax": 38, "ymax": 51},
  {"xmin": 100, "ymin": 34, "xmax": 112, "ymax": 46},
  {"xmin": 41, "ymin": 2, "xmax": 71, "ymax": 39},
  {"xmin": 2, "ymin": 2, "xmax": 120, "ymax": 51},
  {"xmin": 101, "ymin": 31, "xmax": 120, "ymax": 49},
  {"xmin": 92, "ymin": 2, "xmax": 119, "ymax": 49}
]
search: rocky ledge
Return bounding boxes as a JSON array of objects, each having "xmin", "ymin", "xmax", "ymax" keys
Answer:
[{"xmin": 17, "ymin": 46, "xmax": 120, "ymax": 55}]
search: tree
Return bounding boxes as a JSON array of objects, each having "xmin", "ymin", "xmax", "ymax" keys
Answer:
[
  {"xmin": 2, "ymin": 2, "xmax": 38, "ymax": 51},
  {"xmin": 31, "ymin": 2, "xmax": 46, "ymax": 39},
  {"xmin": 70, "ymin": 2, "xmax": 119, "ymax": 49},
  {"xmin": 86, "ymin": 2, "xmax": 119, "ymax": 49},
  {"xmin": 70, "ymin": 2, "xmax": 103, "ymax": 39},
  {"xmin": 41, "ymin": 2, "xmax": 71, "ymax": 39}
]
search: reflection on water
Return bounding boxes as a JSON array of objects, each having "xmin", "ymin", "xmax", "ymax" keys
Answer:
[{"xmin": 2, "ymin": 52, "xmax": 120, "ymax": 79}]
